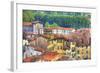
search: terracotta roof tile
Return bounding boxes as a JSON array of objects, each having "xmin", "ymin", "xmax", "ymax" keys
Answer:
[
  {"xmin": 23, "ymin": 22, "xmax": 32, "ymax": 26},
  {"xmin": 47, "ymin": 27, "xmax": 74, "ymax": 30}
]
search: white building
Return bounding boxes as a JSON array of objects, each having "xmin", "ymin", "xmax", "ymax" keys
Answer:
[
  {"xmin": 23, "ymin": 46, "xmax": 42, "ymax": 59},
  {"xmin": 23, "ymin": 21, "xmax": 44, "ymax": 34},
  {"xmin": 32, "ymin": 21, "xmax": 44, "ymax": 34},
  {"xmin": 48, "ymin": 27, "xmax": 75, "ymax": 35}
]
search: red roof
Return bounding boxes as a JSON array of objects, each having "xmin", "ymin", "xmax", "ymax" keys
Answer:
[
  {"xmin": 63, "ymin": 28, "xmax": 74, "ymax": 30},
  {"xmin": 42, "ymin": 52, "xmax": 58, "ymax": 61},
  {"xmin": 23, "ymin": 57, "xmax": 33, "ymax": 62},
  {"xmin": 23, "ymin": 22, "xmax": 32, "ymax": 26},
  {"xmin": 47, "ymin": 27, "xmax": 74, "ymax": 30}
]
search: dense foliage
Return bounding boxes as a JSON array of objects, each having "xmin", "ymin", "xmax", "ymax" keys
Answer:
[{"xmin": 23, "ymin": 10, "xmax": 91, "ymax": 29}]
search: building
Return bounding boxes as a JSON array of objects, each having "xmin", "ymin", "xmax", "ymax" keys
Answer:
[
  {"xmin": 23, "ymin": 21, "xmax": 44, "ymax": 35},
  {"xmin": 75, "ymin": 46, "xmax": 91, "ymax": 60},
  {"xmin": 32, "ymin": 21, "xmax": 44, "ymax": 34},
  {"xmin": 23, "ymin": 22, "xmax": 33, "ymax": 32},
  {"xmin": 44, "ymin": 27, "xmax": 75, "ymax": 35}
]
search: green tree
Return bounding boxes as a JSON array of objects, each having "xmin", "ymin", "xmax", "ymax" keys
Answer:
[
  {"xmin": 23, "ymin": 10, "xmax": 35, "ymax": 22},
  {"xmin": 52, "ymin": 22, "xmax": 58, "ymax": 27},
  {"xmin": 45, "ymin": 22, "xmax": 50, "ymax": 28}
]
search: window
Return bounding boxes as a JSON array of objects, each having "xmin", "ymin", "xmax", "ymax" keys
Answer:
[
  {"xmin": 77, "ymin": 50, "xmax": 79, "ymax": 54},
  {"xmin": 72, "ymin": 47, "xmax": 75, "ymax": 52}
]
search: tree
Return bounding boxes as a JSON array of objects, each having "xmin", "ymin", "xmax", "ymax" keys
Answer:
[
  {"xmin": 45, "ymin": 22, "xmax": 50, "ymax": 28},
  {"xmin": 23, "ymin": 10, "xmax": 91, "ymax": 29},
  {"xmin": 52, "ymin": 22, "xmax": 58, "ymax": 27},
  {"xmin": 45, "ymin": 22, "xmax": 58, "ymax": 28},
  {"xmin": 23, "ymin": 10, "xmax": 35, "ymax": 22}
]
